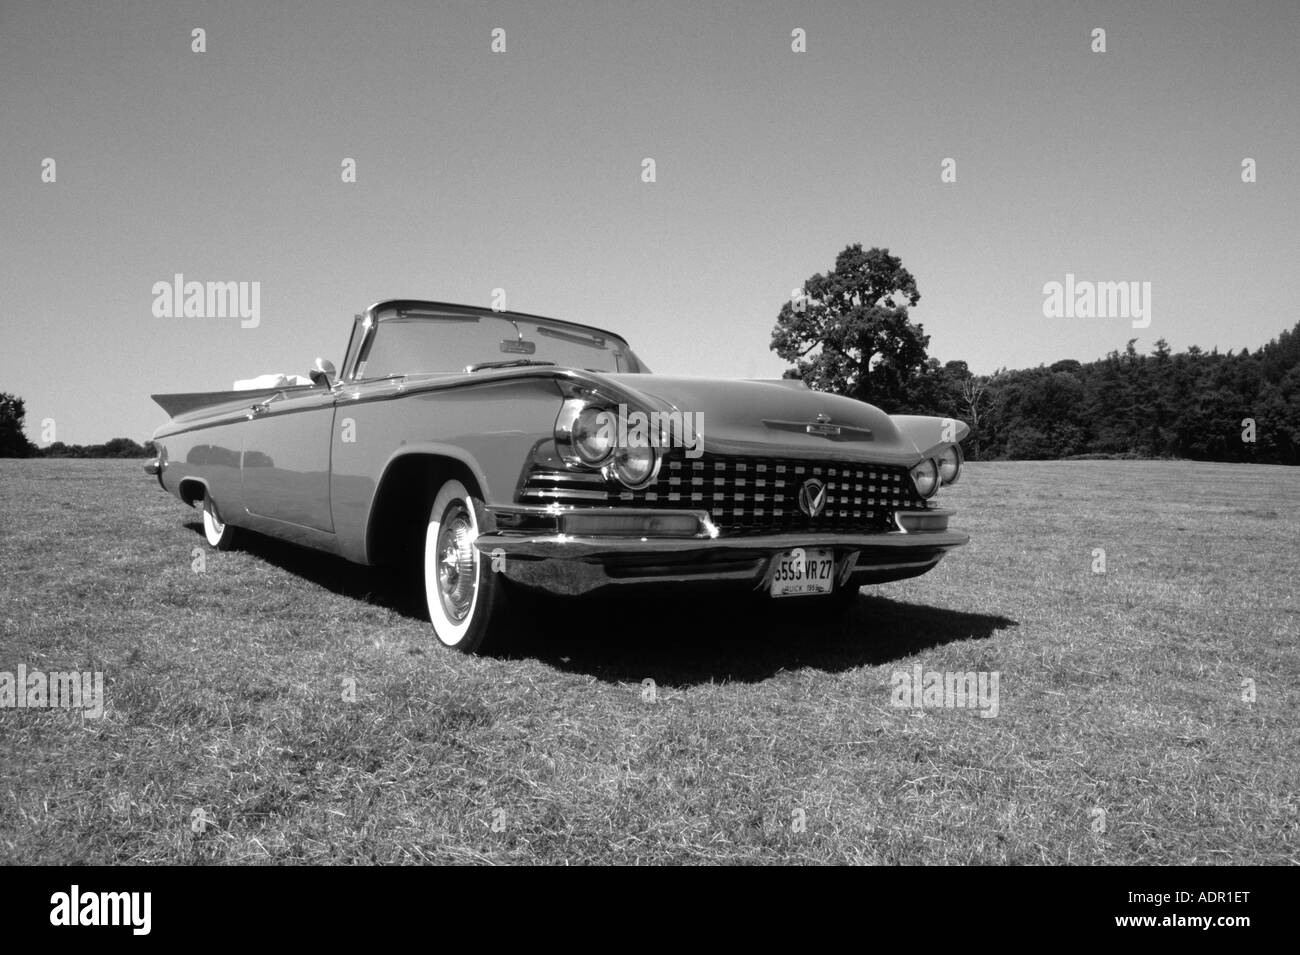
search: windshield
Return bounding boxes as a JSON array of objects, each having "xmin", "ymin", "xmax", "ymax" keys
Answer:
[{"xmin": 355, "ymin": 312, "xmax": 646, "ymax": 379}]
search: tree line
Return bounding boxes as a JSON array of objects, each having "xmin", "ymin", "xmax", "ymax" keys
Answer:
[
  {"xmin": 0, "ymin": 396, "xmax": 153, "ymax": 458},
  {"xmin": 773, "ymin": 244, "xmax": 1299, "ymax": 465}
]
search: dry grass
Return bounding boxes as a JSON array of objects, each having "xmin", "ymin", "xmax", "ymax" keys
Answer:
[{"xmin": 0, "ymin": 458, "xmax": 1296, "ymax": 864}]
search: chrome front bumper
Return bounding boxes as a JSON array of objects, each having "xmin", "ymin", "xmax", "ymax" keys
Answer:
[{"xmin": 476, "ymin": 506, "xmax": 969, "ymax": 597}]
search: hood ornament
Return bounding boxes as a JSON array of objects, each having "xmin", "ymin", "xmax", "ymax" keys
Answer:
[
  {"xmin": 806, "ymin": 412, "xmax": 841, "ymax": 437},
  {"xmin": 761, "ymin": 414, "xmax": 870, "ymax": 440}
]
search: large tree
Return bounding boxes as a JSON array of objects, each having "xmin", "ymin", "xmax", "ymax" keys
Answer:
[
  {"xmin": 771, "ymin": 244, "xmax": 931, "ymax": 407},
  {"xmin": 0, "ymin": 392, "xmax": 36, "ymax": 458}
]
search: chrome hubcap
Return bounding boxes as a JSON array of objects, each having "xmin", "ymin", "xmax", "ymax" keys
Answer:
[{"xmin": 436, "ymin": 505, "xmax": 477, "ymax": 622}]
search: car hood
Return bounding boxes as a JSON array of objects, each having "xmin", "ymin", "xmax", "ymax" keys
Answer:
[{"xmin": 595, "ymin": 373, "xmax": 929, "ymax": 466}]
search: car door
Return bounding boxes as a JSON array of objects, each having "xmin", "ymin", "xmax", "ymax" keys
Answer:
[{"xmin": 240, "ymin": 388, "xmax": 337, "ymax": 532}]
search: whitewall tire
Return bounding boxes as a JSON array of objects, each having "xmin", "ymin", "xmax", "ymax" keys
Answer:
[
  {"xmin": 202, "ymin": 490, "xmax": 239, "ymax": 550},
  {"xmin": 423, "ymin": 479, "xmax": 511, "ymax": 652}
]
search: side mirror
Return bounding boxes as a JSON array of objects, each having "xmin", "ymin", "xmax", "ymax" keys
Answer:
[{"xmin": 309, "ymin": 357, "xmax": 337, "ymax": 388}]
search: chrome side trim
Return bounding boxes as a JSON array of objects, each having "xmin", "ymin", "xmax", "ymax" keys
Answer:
[
  {"xmin": 525, "ymin": 470, "xmax": 608, "ymax": 485},
  {"xmin": 519, "ymin": 488, "xmax": 610, "ymax": 501}
]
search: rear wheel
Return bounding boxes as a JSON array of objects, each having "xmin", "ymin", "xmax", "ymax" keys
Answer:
[
  {"xmin": 201, "ymin": 490, "xmax": 239, "ymax": 550},
  {"xmin": 423, "ymin": 479, "xmax": 513, "ymax": 653}
]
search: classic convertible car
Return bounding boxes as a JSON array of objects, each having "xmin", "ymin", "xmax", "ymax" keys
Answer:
[{"xmin": 147, "ymin": 299, "xmax": 969, "ymax": 652}]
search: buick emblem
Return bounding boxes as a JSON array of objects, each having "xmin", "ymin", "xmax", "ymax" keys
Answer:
[{"xmin": 798, "ymin": 478, "xmax": 828, "ymax": 517}]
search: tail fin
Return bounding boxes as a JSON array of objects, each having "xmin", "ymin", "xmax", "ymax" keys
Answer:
[{"xmin": 151, "ymin": 388, "xmax": 284, "ymax": 419}]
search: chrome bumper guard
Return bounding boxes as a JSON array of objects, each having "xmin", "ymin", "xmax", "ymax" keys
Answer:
[{"xmin": 476, "ymin": 505, "xmax": 968, "ymax": 597}]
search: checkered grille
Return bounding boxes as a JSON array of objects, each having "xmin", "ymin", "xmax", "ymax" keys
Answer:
[{"xmin": 521, "ymin": 452, "xmax": 924, "ymax": 535}]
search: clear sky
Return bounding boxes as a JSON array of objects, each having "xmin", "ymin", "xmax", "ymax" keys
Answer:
[{"xmin": 2, "ymin": 0, "xmax": 1296, "ymax": 443}]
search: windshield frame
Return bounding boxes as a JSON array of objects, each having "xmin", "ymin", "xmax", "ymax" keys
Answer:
[{"xmin": 344, "ymin": 300, "xmax": 647, "ymax": 382}]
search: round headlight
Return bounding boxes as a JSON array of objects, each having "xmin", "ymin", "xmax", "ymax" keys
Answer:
[
  {"xmin": 608, "ymin": 444, "xmax": 658, "ymax": 489},
  {"xmin": 936, "ymin": 444, "xmax": 963, "ymax": 486},
  {"xmin": 909, "ymin": 458, "xmax": 939, "ymax": 499},
  {"xmin": 573, "ymin": 405, "xmax": 616, "ymax": 465}
]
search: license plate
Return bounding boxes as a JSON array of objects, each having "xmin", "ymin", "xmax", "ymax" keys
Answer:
[{"xmin": 769, "ymin": 548, "xmax": 836, "ymax": 598}]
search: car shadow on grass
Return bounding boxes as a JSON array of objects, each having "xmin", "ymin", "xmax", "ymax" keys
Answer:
[
  {"xmin": 192, "ymin": 522, "xmax": 1017, "ymax": 687},
  {"xmin": 518, "ymin": 593, "xmax": 1019, "ymax": 686},
  {"xmin": 184, "ymin": 520, "xmax": 429, "ymax": 619}
]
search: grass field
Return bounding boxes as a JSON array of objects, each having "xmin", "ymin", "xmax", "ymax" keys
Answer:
[{"xmin": 1, "ymin": 458, "xmax": 1296, "ymax": 864}]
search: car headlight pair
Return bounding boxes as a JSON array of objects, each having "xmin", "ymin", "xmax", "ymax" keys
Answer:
[
  {"xmin": 556, "ymin": 397, "xmax": 659, "ymax": 489},
  {"xmin": 910, "ymin": 444, "xmax": 962, "ymax": 499}
]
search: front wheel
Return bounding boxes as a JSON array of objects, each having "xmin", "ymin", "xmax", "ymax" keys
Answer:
[{"xmin": 423, "ymin": 479, "xmax": 512, "ymax": 653}]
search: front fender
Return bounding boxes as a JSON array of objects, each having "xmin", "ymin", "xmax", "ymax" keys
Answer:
[
  {"xmin": 890, "ymin": 415, "xmax": 970, "ymax": 460},
  {"xmin": 328, "ymin": 376, "xmax": 563, "ymax": 564}
]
